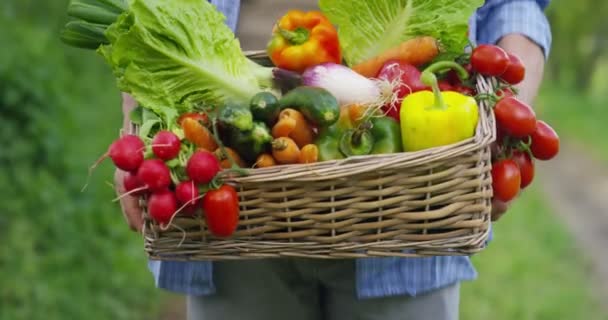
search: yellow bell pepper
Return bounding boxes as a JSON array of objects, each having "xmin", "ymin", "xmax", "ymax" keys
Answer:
[{"xmin": 399, "ymin": 61, "xmax": 479, "ymax": 152}]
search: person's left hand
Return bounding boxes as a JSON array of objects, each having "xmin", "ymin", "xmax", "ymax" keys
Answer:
[{"xmin": 491, "ymin": 198, "xmax": 511, "ymax": 221}]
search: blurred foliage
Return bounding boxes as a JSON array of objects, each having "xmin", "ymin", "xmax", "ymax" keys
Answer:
[
  {"xmin": 462, "ymin": 188, "xmax": 607, "ymax": 320},
  {"xmin": 0, "ymin": 2, "xmax": 159, "ymax": 320},
  {"xmin": 546, "ymin": 1, "xmax": 608, "ymax": 93}
]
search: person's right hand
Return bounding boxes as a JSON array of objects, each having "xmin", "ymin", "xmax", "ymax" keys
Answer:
[{"xmin": 114, "ymin": 165, "xmax": 144, "ymax": 232}]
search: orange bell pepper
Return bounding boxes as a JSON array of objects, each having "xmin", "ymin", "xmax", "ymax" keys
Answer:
[{"xmin": 267, "ymin": 10, "xmax": 342, "ymax": 73}]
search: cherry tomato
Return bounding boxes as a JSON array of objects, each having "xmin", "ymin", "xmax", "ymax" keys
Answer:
[
  {"xmin": 471, "ymin": 45, "xmax": 510, "ymax": 77},
  {"xmin": 496, "ymin": 87, "xmax": 515, "ymax": 99},
  {"xmin": 202, "ymin": 185, "xmax": 240, "ymax": 237},
  {"xmin": 493, "ymin": 97, "xmax": 537, "ymax": 137},
  {"xmin": 511, "ymin": 150, "xmax": 535, "ymax": 189},
  {"xmin": 178, "ymin": 112, "xmax": 209, "ymax": 127},
  {"xmin": 492, "ymin": 159, "xmax": 521, "ymax": 202},
  {"xmin": 500, "ymin": 53, "xmax": 526, "ymax": 85},
  {"xmin": 530, "ymin": 120, "xmax": 560, "ymax": 160}
]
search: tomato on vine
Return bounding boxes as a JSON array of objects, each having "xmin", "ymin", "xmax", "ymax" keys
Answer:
[
  {"xmin": 530, "ymin": 120, "xmax": 560, "ymax": 160},
  {"xmin": 493, "ymin": 96, "xmax": 537, "ymax": 138},
  {"xmin": 471, "ymin": 44, "xmax": 510, "ymax": 77},
  {"xmin": 492, "ymin": 159, "xmax": 521, "ymax": 202},
  {"xmin": 511, "ymin": 150, "xmax": 535, "ymax": 189},
  {"xmin": 500, "ymin": 53, "xmax": 525, "ymax": 85}
]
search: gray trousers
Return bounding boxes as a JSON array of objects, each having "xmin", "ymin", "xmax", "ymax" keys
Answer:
[{"xmin": 187, "ymin": 259, "xmax": 460, "ymax": 320}]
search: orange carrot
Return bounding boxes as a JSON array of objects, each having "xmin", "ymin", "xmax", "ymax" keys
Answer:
[
  {"xmin": 352, "ymin": 36, "xmax": 439, "ymax": 78},
  {"xmin": 254, "ymin": 153, "xmax": 277, "ymax": 168},
  {"xmin": 271, "ymin": 114, "xmax": 297, "ymax": 138},
  {"xmin": 298, "ymin": 144, "xmax": 319, "ymax": 164},
  {"xmin": 271, "ymin": 137, "xmax": 301, "ymax": 164},
  {"xmin": 182, "ymin": 117, "xmax": 218, "ymax": 151},
  {"xmin": 273, "ymin": 108, "xmax": 314, "ymax": 148},
  {"xmin": 214, "ymin": 147, "xmax": 246, "ymax": 169}
]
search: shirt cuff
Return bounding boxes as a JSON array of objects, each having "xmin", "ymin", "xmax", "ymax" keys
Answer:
[{"xmin": 478, "ymin": 1, "xmax": 552, "ymax": 59}]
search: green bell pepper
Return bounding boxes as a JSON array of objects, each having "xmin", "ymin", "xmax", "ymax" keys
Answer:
[
  {"xmin": 315, "ymin": 107, "xmax": 353, "ymax": 161},
  {"xmin": 370, "ymin": 116, "xmax": 402, "ymax": 154}
]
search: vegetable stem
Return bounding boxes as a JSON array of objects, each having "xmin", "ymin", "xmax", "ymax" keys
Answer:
[
  {"xmin": 421, "ymin": 61, "xmax": 470, "ymax": 110},
  {"xmin": 277, "ymin": 26, "xmax": 310, "ymax": 45}
]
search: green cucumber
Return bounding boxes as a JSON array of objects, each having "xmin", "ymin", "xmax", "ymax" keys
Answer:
[
  {"xmin": 278, "ymin": 86, "xmax": 340, "ymax": 127},
  {"xmin": 250, "ymin": 92, "xmax": 280, "ymax": 125}
]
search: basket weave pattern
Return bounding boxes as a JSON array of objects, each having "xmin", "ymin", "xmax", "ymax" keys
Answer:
[{"xmin": 142, "ymin": 59, "xmax": 496, "ymax": 260}]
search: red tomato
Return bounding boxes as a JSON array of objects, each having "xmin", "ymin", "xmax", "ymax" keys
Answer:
[
  {"xmin": 493, "ymin": 97, "xmax": 537, "ymax": 137},
  {"xmin": 530, "ymin": 120, "xmax": 560, "ymax": 160},
  {"xmin": 511, "ymin": 150, "xmax": 535, "ymax": 189},
  {"xmin": 500, "ymin": 53, "xmax": 526, "ymax": 85},
  {"xmin": 496, "ymin": 88, "xmax": 515, "ymax": 99},
  {"xmin": 492, "ymin": 159, "xmax": 521, "ymax": 202},
  {"xmin": 202, "ymin": 185, "xmax": 240, "ymax": 237},
  {"xmin": 471, "ymin": 45, "xmax": 510, "ymax": 76}
]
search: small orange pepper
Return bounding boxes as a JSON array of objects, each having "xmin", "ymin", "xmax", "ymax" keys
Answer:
[{"xmin": 266, "ymin": 10, "xmax": 342, "ymax": 73}]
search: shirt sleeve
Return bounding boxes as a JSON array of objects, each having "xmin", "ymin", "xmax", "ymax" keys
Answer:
[{"xmin": 475, "ymin": 0, "xmax": 553, "ymax": 59}]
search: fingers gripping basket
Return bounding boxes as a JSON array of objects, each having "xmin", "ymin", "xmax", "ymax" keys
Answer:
[{"xmin": 141, "ymin": 52, "xmax": 496, "ymax": 260}]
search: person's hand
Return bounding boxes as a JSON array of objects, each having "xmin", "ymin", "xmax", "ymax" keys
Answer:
[
  {"xmin": 491, "ymin": 198, "xmax": 511, "ymax": 221},
  {"xmin": 114, "ymin": 169, "xmax": 144, "ymax": 232}
]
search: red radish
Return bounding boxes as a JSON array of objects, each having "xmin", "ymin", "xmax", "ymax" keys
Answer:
[
  {"xmin": 377, "ymin": 61, "xmax": 428, "ymax": 121},
  {"xmin": 148, "ymin": 190, "xmax": 178, "ymax": 225},
  {"xmin": 103, "ymin": 135, "xmax": 145, "ymax": 172},
  {"xmin": 437, "ymin": 80, "xmax": 454, "ymax": 92},
  {"xmin": 137, "ymin": 159, "xmax": 172, "ymax": 191},
  {"xmin": 152, "ymin": 130, "xmax": 181, "ymax": 160},
  {"xmin": 175, "ymin": 180, "xmax": 200, "ymax": 215},
  {"xmin": 123, "ymin": 171, "xmax": 148, "ymax": 196},
  {"xmin": 187, "ymin": 151, "xmax": 221, "ymax": 184},
  {"xmin": 83, "ymin": 135, "xmax": 145, "ymax": 192}
]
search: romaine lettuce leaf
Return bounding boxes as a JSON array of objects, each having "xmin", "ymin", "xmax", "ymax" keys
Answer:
[
  {"xmin": 318, "ymin": 0, "xmax": 483, "ymax": 66},
  {"xmin": 98, "ymin": 0, "xmax": 270, "ymax": 112}
]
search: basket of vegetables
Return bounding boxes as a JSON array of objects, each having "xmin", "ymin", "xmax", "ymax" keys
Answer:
[{"xmin": 63, "ymin": 0, "xmax": 559, "ymax": 260}]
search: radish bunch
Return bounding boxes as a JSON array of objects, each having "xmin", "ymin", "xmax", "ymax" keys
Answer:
[{"xmin": 106, "ymin": 130, "xmax": 224, "ymax": 228}]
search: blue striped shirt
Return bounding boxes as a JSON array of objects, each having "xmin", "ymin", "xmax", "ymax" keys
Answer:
[{"xmin": 148, "ymin": 0, "xmax": 552, "ymax": 299}]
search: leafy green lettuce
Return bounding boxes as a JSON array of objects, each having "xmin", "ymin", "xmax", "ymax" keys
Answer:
[
  {"xmin": 318, "ymin": 0, "xmax": 483, "ymax": 66},
  {"xmin": 99, "ymin": 0, "xmax": 271, "ymax": 113}
]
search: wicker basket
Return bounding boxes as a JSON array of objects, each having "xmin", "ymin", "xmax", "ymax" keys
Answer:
[{"xmin": 140, "ymin": 52, "xmax": 496, "ymax": 260}]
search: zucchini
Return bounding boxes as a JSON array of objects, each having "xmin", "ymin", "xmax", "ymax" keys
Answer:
[
  {"xmin": 278, "ymin": 86, "xmax": 340, "ymax": 127},
  {"xmin": 250, "ymin": 92, "xmax": 280, "ymax": 125}
]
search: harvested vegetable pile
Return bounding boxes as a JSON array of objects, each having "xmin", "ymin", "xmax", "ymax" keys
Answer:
[{"xmin": 62, "ymin": 0, "xmax": 559, "ymax": 237}]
